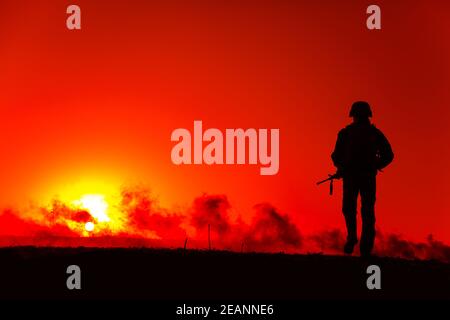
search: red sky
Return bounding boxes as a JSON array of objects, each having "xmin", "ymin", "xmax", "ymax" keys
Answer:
[{"xmin": 0, "ymin": 0, "xmax": 449, "ymax": 243}]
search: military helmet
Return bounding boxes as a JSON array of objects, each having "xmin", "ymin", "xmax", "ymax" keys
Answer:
[{"xmin": 349, "ymin": 101, "xmax": 372, "ymax": 118}]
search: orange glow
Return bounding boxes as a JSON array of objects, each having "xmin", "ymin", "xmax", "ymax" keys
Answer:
[
  {"xmin": 0, "ymin": 0, "xmax": 449, "ymax": 252},
  {"xmin": 38, "ymin": 179, "xmax": 128, "ymax": 235},
  {"xmin": 73, "ymin": 195, "xmax": 110, "ymax": 223}
]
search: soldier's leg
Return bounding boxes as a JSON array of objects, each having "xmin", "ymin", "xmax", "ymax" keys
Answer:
[
  {"xmin": 360, "ymin": 175, "xmax": 376, "ymax": 256},
  {"xmin": 342, "ymin": 177, "xmax": 359, "ymax": 253}
]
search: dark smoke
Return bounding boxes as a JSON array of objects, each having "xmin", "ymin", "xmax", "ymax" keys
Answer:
[
  {"xmin": 244, "ymin": 203, "xmax": 302, "ymax": 252},
  {"xmin": 0, "ymin": 208, "xmax": 78, "ymax": 238},
  {"xmin": 309, "ymin": 229, "xmax": 346, "ymax": 252},
  {"xmin": 1, "ymin": 189, "xmax": 450, "ymax": 263},
  {"xmin": 190, "ymin": 194, "xmax": 231, "ymax": 235},
  {"xmin": 375, "ymin": 233, "xmax": 450, "ymax": 263},
  {"xmin": 120, "ymin": 187, "xmax": 186, "ymax": 240},
  {"xmin": 307, "ymin": 229, "xmax": 450, "ymax": 263},
  {"xmin": 47, "ymin": 200, "xmax": 92, "ymax": 223}
]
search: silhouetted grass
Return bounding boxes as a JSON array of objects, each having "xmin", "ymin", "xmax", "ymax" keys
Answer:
[{"xmin": 0, "ymin": 246, "xmax": 449, "ymax": 300}]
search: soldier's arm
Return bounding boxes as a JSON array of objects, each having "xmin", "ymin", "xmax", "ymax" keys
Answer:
[
  {"xmin": 331, "ymin": 130, "xmax": 345, "ymax": 169},
  {"xmin": 376, "ymin": 130, "xmax": 394, "ymax": 170}
]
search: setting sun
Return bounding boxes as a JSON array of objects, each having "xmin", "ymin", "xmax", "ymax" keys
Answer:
[{"xmin": 85, "ymin": 221, "xmax": 95, "ymax": 232}]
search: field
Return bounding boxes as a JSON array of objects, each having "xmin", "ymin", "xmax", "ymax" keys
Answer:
[{"xmin": 0, "ymin": 247, "xmax": 449, "ymax": 300}]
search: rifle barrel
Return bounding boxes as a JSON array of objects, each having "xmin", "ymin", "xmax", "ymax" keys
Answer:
[
  {"xmin": 316, "ymin": 177, "xmax": 332, "ymax": 185},
  {"xmin": 316, "ymin": 174, "xmax": 339, "ymax": 185}
]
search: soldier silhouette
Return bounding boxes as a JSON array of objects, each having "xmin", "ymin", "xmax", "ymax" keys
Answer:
[{"xmin": 331, "ymin": 101, "xmax": 394, "ymax": 257}]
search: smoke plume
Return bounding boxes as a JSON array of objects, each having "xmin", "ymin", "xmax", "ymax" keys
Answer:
[{"xmin": 0, "ymin": 187, "xmax": 449, "ymax": 263}]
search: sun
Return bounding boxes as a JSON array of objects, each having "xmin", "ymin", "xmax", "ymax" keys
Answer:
[
  {"xmin": 53, "ymin": 183, "xmax": 126, "ymax": 234},
  {"xmin": 73, "ymin": 194, "xmax": 110, "ymax": 223},
  {"xmin": 85, "ymin": 221, "xmax": 95, "ymax": 232}
]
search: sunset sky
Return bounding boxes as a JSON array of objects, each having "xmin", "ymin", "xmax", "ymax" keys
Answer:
[{"xmin": 0, "ymin": 0, "xmax": 449, "ymax": 244}]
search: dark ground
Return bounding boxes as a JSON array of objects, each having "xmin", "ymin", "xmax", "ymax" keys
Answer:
[{"xmin": 0, "ymin": 247, "xmax": 449, "ymax": 300}]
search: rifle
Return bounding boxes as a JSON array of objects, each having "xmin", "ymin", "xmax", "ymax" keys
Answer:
[{"xmin": 316, "ymin": 173, "xmax": 341, "ymax": 195}]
